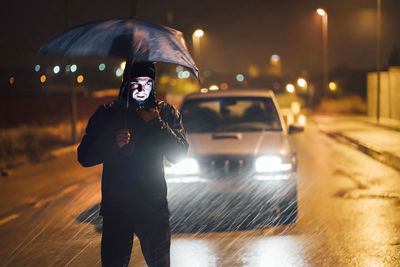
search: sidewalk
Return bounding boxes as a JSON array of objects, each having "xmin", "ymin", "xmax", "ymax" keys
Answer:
[{"xmin": 314, "ymin": 115, "xmax": 400, "ymax": 171}]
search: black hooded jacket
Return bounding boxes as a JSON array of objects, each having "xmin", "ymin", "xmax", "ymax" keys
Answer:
[{"xmin": 77, "ymin": 99, "xmax": 188, "ymax": 222}]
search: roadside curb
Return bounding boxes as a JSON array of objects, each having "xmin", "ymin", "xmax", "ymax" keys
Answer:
[
  {"xmin": 354, "ymin": 117, "xmax": 400, "ymax": 132},
  {"xmin": 320, "ymin": 129, "xmax": 400, "ymax": 172}
]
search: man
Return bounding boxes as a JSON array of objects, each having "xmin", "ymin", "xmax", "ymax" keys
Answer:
[{"xmin": 77, "ymin": 62, "xmax": 188, "ymax": 267}]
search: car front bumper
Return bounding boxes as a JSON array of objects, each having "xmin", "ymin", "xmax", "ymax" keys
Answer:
[{"xmin": 166, "ymin": 172, "xmax": 297, "ymax": 205}]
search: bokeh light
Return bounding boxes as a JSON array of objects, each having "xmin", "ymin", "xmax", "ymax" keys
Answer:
[
  {"xmin": 271, "ymin": 54, "xmax": 280, "ymax": 63},
  {"xmin": 70, "ymin": 64, "xmax": 77, "ymax": 72},
  {"xmin": 76, "ymin": 75, "xmax": 84, "ymax": 83},
  {"xmin": 297, "ymin": 78, "xmax": 307, "ymax": 88},
  {"xmin": 98, "ymin": 63, "xmax": 106, "ymax": 71},
  {"xmin": 236, "ymin": 74, "xmax": 244, "ymax": 82},
  {"xmin": 248, "ymin": 65, "xmax": 260, "ymax": 78},
  {"xmin": 178, "ymin": 71, "xmax": 190, "ymax": 79},
  {"xmin": 9, "ymin": 77, "xmax": 15, "ymax": 85},
  {"xmin": 40, "ymin": 75, "xmax": 46, "ymax": 83},
  {"xmin": 115, "ymin": 68, "xmax": 123, "ymax": 77},
  {"xmin": 329, "ymin": 82, "xmax": 337, "ymax": 91},
  {"xmin": 34, "ymin": 65, "xmax": 40, "ymax": 72},
  {"xmin": 53, "ymin": 65, "xmax": 60, "ymax": 74},
  {"xmin": 220, "ymin": 82, "xmax": 229, "ymax": 90},
  {"xmin": 286, "ymin": 83, "xmax": 295, "ymax": 93},
  {"xmin": 209, "ymin": 85, "xmax": 219, "ymax": 91},
  {"xmin": 193, "ymin": 29, "xmax": 204, "ymax": 38},
  {"xmin": 317, "ymin": 8, "xmax": 326, "ymax": 16}
]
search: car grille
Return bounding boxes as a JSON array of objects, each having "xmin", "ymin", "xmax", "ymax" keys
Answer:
[{"xmin": 197, "ymin": 155, "xmax": 255, "ymax": 179}]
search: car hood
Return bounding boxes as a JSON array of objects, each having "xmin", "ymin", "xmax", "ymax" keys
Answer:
[{"xmin": 187, "ymin": 131, "xmax": 292, "ymax": 157}]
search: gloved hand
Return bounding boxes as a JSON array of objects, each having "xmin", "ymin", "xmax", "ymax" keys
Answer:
[{"xmin": 116, "ymin": 129, "xmax": 131, "ymax": 148}]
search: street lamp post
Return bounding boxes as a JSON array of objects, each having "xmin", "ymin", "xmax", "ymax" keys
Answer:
[
  {"xmin": 192, "ymin": 29, "xmax": 204, "ymax": 67},
  {"xmin": 376, "ymin": 0, "xmax": 382, "ymax": 121},
  {"xmin": 317, "ymin": 8, "xmax": 328, "ymax": 98}
]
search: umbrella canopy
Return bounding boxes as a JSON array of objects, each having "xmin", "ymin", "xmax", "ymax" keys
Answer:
[{"xmin": 39, "ymin": 18, "xmax": 199, "ymax": 79}]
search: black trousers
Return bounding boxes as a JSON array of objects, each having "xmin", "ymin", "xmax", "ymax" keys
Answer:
[{"xmin": 101, "ymin": 216, "xmax": 171, "ymax": 267}]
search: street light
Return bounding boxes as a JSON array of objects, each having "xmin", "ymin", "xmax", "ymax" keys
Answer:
[
  {"xmin": 286, "ymin": 83, "xmax": 295, "ymax": 93},
  {"xmin": 317, "ymin": 8, "xmax": 328, "ymax": 98},
  {"xmin": 317, "ymin": 8, "xmax": 325, "ymax": 16},
  {"xmin": 329, "ymin": 82, "xmax": 337, "ymax": 91},
  {"xmin": 193, "ymin": 29, "xmax": 204, "ymax": 38},
  {"xmin": 297, "ymin": 78, "xmax": 307, "ymax": 89},
  {"xmin": 192, "ymin": 29, "xmax": 204, "ymax": 66}
]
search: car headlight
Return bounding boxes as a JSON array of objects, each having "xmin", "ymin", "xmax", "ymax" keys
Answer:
[
  {"xmin": 255, "ymin": 156, "xmax": 292, "ymax": 173},
  {"xmin": 164, "ymin": 158, "xmax": 199, "ymax": 175}
]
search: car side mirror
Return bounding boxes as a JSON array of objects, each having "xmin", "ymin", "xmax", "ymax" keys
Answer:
[{"xmin": 288, "ymin": 124, "xmax": 304, "ymax": 134}]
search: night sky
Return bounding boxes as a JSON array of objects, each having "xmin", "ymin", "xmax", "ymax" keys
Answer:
[{"xmin": 1, "ymin": 0, "xmax": 400, "ymax": 78}]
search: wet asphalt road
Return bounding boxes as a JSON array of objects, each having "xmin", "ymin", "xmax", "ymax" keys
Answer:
[{"xmin": 1, "ymin": 116, "xmax": 400, "ymax": 266}]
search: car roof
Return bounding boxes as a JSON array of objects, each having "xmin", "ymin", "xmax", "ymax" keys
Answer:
[{"xmin": 184, "ymin": 89, "xmax": 275, "ymax": 100}]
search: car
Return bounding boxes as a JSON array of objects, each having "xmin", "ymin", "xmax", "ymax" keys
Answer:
[{"xmin": 165, "ymin": 89, "xmax": 304, "ymax": 232}]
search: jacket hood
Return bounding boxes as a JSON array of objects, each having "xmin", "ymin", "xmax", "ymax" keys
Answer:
[{"xmin": 118, "ymin": 62, "xmax": 156, "ymax": 109}]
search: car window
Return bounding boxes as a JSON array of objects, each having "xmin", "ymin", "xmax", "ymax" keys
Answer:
[{"xmin": 181, "ymin": 97, "xmax": 282, "ymax": 133}]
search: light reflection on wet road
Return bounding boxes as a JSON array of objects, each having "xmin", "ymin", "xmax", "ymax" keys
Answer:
[{"xmin": 1, "ymin": 117, "xmax": 400, "ymax": 266}]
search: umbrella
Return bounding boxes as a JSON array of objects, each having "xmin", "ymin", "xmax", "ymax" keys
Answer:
[
  {"xmin": 39, "ymin": 18, "xmax": 199, "ymax": 79},
  {"xmin": 39, "ymin": 18, "xmax": 199, "ymax": 111}
]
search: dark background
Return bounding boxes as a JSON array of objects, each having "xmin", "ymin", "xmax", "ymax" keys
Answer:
[{"xmin": 0, "ymin": 0, "xmax": 399, "ymax": 97}]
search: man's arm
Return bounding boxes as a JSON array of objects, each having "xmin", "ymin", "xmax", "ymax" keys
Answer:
[
  {"xmin": 141, "ymin": 103, "xmax": 188, "ymax": 163},
  {"xmin": 77, "ymin": 105, "xmax": 114, "ymax": 167}
]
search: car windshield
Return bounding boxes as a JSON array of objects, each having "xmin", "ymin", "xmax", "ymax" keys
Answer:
[{"xmin": 181, "ymin": 97, "xmax": 282, "ymax": 133}]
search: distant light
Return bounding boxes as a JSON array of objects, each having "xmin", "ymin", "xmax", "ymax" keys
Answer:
[
  {"xmin": 77, "ymin": 75, "xmax": 84, "ymax": 83},
  {"xmin": 200, "ymin": 88, "xmax": 208, "ymax": 93},
  {"xmin": 291, "ymin": 101, "xmax": 301, "ymax": 114},
  {"xmin": 98, "ymin": 63, "xmax": 106, "ymax": 71},
  {"xmin": 193, "ymin": 29, "xmax": 204, "ymax": 38},
  {"xmin": 286, "ymin": 83, "xmax": 295, "ymax": 93},
  {"xmin": 297, "ymin": 78, "xmax": 307, "ymax": 88},
  {"xmin": 329, "ymin": 82, "xmax": 337, "ymax": 91},
  {"xmin": 34, "ymin": 65, "xmax": 40, "ymax": 72},
  {"xmin": 236, "ymin": 74, "xmax": 244, "ymax": 82},
  {"xmin": 115, "ymin": 68, "xmax": 123, "ymax": 77},
  {"xmin": 53, "ymin": 65, "xmax": 60, "ymax": 74},
  {"xmin": 40, "ymin": 75, "xmax": 46, "ymax": 83},
  {"xmin": 248, "ymin": 65, "xmax": 260, "ymax": 78},
  {"xmin": 65, "ymin": 65, "xmax": 71, "ymax": 72},
  {"xmin": 176, "ymin": 66, "xmax": 183, "ymax": 72},
  {"xmin": 9, "ymin": 76, "xmax": 15, "ymax": 85},
  {"xmin": 182, "ymin": 71, "xmax": 190, "ymax": 78},
  {"xmin": 70, "ymin": 64, "xmax": 77, "ymax": 72},
  {"xmin": 220, "ymin": 82, "xmax": 229, "ymax": 90},
  {"xmin": 271, "ymin": 54, "xmax": 280, "ymax": 63},
  {"xmin": 298, "ymin": 114, "xmax": 307, "ymax": 126},
  {"xmin": 120, "ymin": 61, "xmax": 126, "ymax": 70},
  {"xmin": 317, "ymin": 8, "xmax": 326, "ymax": 16},
  {"xmin": 178, "ymin": 71, "xmax": 190, "ymax": 79},
  {"xmin": 209, "ymin": 85, "xmax": 219, "ymax": 91}
]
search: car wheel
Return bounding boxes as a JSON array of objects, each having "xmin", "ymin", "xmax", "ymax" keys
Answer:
[{"xmin": 276, "ymin": 195, "xmax": 298, "ymax": 225}]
